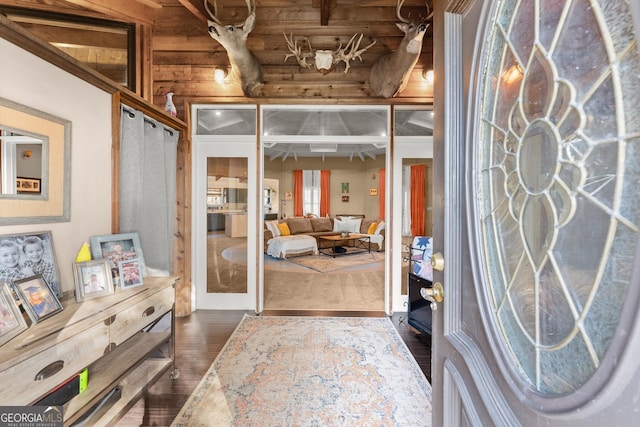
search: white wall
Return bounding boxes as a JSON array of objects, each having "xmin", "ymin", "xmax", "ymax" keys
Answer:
[{"xmin": 0, "ymin": 38, "xmax": 113, "ymax": 295}]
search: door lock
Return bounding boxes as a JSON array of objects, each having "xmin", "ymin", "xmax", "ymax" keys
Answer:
[
  {"xmin": 431, "ymin": 252, "xmax": 445, "ymax": 271},
  {"xmin": 420, "ymin": 282, "xmax": 444, "ymax": 310}
]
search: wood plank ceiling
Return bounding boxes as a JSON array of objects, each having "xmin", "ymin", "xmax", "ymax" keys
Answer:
[{"xmin": 0, "ymin": 0, "xmax": 434, "ymax": 119}]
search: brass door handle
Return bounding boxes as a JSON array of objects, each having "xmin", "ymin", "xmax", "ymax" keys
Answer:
[
  {"xmin": 431, "ymin": 252, "xmax": 445, "ymax": 271},
  {"xmin": 420, "ymin": 282, "xmax": 444, "ymax": 310}
]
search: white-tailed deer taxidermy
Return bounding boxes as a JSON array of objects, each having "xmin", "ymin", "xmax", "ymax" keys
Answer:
[
  {"xmin": 283, "ymin": 33, "xmax": 376, "ymax": 75},
  {"xmin": 204, "ymin": 0, "xmax": 264, "ymax": 97},
  {"xmin": 369, "ymin": 0, "xmax": 433, "ymax": 98}
]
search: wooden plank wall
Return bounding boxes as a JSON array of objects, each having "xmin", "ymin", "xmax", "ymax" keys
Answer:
[{"xmin": 151, "ymin": 0, "xmax": 434, "ymax": 118}]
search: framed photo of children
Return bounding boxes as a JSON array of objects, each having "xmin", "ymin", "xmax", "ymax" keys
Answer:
[
  {"xmin": 89, "ymin": 233, "xmax": 146, "ymax": 286},
  {"xmin": 0, "ymin": 282, "xmax": 28, "ymax": 346},
  {"xmin": 73, "ymin": 260, "xmax": 114, "ymax": 302},
  {"xmin": 0, "ymin": 231, "xmax": 62, "ymax": 297},
  {"xmin": 13, "ymin": 275, "xmax": 63, "ymax": 324},
  {"xmin": 118, "ymin": 258, "xmax": 144, "ymax": 289}
]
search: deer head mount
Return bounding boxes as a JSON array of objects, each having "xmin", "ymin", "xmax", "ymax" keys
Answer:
[
  {"xmin": 284, "ymin": 33, "xmax": 376, "ymax": 75},
  {"xmin": 369, "ymin": 0, "xmax": 433, "ymax": 98},
  {"xmin": 205, "ymin": 0, "xmax": 264, "ymax": 97}
]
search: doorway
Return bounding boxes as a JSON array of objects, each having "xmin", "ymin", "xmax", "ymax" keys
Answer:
[{"xmin": 260, "ymin": 105, "xmax": 390, "ymax": 313}]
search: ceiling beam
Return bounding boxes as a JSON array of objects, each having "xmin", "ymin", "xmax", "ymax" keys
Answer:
[
  {"xmin": 320, "ymin": 0, "xmax": 330, "ymax": 26},
  {"xmin": 61, "ymin": 0, "xmax": 156, "ymax": 25},
  {"xmin": 177, "ymin": 0, "xmax": 208, "ymax": 24}
]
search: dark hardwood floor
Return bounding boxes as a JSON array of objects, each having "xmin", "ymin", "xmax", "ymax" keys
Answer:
[{"xmin": 117, "ymin": 310, "xmax": 432, "ymax": 427}]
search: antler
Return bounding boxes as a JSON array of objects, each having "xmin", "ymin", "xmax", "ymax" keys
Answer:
[
  {"xmin": 396, "ymin": 0, "xmax": 409, "ymax": 24},
  {"xmin": 283, "ymin": 33, "xmax": 314, "ymax": 69},
  {"xmin": 333, "ymin": 34, "xmax": 376, "ymax": 73},
  {"xmin": 204, "ymin": 0, "xmax": 255, "ymax": 28}
]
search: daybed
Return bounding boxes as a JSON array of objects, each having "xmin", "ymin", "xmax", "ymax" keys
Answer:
[{"xmin": 264, "ymin": 216, "xmax": 386, "ymax": 258}]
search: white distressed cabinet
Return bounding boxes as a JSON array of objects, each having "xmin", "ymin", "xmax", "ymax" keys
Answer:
[{"xmin": 0, "ymin": 276, "xmax": 177, "ymax": 426}]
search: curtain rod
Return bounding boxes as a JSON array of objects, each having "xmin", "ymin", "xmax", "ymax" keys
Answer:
[{"xmin": 121, "ymin": 105, "xmax": 176, "ymax": 136}]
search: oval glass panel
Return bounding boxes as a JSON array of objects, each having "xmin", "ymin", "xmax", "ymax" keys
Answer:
[{"xmin": 476, "ymin": 0, "xmax": 640, "ymax": 396}]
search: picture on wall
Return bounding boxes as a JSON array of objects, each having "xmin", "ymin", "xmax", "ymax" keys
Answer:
[
  {"xmin": 16, "ymin": 177, "xmax": 41, "ymax": 194},
  {"xmin": 341, "ymin": 182, "xmax": 349, "ymax": 193},
  {"xmin": 13, "ymin": 275, "xmax": 63, "ymax": 324},
  {"xmin": 0, "ymin": 282, "xmax": 28, "ymax": 345},
  {"xmin": 73, "ymin": 259, "xmax": 114, "ymax": 302},
  {"xmin": 90, "ymin": 233, "xmax": 146, "ymax": 286},
  {"xmin": 0, "ymin": 231, "xmax": 62, "ymax": 297}
]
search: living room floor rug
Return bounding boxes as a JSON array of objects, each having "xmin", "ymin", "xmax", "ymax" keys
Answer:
[
  {"xmin": 171, "ymin": 315, "xmax": 432, "ymax": 427},
  {"xmin": 285, "ymin": 250, "xmax": 385, "ymax": 273}
]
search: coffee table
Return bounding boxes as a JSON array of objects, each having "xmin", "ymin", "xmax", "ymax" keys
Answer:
[{"xmin": 317, "ymin": 233, "xmax": 371, "ymax": 258}]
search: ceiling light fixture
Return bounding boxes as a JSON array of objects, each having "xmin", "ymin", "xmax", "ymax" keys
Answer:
[
  {"xmin": 309, "ymin": 144, "xmax": 338, "ymax": 153},
  {"xmin": 214, "ymin": 68, "xmax": 227, "ymax": 83}
]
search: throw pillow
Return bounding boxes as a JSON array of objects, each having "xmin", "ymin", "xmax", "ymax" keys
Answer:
[
  {"xmin": 265, "ymin": 220, "xmax": 281, "ymax": 237},
  {"xmin": 333, "ymin": 218, "xmax": 346, "ymax": 232},
  {"xmin": 349, "ymin": 218, "xmax": 362, "ymax": 233},
  {"xmin": 367, "ymin": 221, "xmax": 378, "ymax": 235},
  {"xmin": 374, "ymin": 221, "xmax": 385, "ymax": 235},
  {"xmin": 278, "ymin": 222, "xmax": 291, "ymax": 236}
]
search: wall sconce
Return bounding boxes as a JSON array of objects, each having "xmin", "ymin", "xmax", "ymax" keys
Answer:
[
  {"xmin": 22, "ymin": 150, "xmax": 32, "ymax": 159},
  {"xmin": 214, "ymin": 68, "xmax": 228, "ymax": 84},
  {"xmin": 422, "ymin": 69, "xmax": 435, "ymax": 85}
]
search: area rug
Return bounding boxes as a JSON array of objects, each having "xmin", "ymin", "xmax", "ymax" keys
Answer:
[
  {"xmin": 171, "ymin": 315, "xmax": 432, "ymax": 427},
  {"xmin": 286, "ymin": 250, "xmax": 385, "ymax": 273}
]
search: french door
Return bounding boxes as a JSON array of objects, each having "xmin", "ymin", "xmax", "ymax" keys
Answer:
[{"xmin": 432, "ymin": 0, "xmax": 640, "ymax": 425}]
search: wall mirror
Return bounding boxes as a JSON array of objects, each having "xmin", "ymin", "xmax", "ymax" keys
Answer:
[{"xmin": 0, "ymin": 97, "xmax": 71, "ymax": 225}]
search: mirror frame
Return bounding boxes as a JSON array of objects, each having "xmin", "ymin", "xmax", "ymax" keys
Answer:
[{"xmin": 0, "ymin": 96, "xmax": 71, "ymax": 225}]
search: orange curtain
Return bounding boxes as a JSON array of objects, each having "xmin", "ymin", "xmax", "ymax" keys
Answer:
[
  {"xmin": 293, "ymin": 170, "xmax": 303, "ymax": 217},
  {"xmin": 378, "ymin": 168, "xmax": 385, "ymax": 220},
  {"xmin": 411, "ymin": 164, "xmax": 426, "ymax": 236},
  {"xmin": 320, "ymin": 170, "xmax": 330, "ymax": 217}
]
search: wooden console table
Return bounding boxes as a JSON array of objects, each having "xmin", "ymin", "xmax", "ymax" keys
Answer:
[{"xmin": 0, "ymin": 276, "xmax": 177, "ymax": 426}]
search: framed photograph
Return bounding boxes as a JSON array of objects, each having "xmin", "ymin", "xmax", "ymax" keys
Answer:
[
  {"xmin": 0, "ymin": 282, "xmax": 28, "ymax": 346},
  {"xmin": 342, "ymin": 195, "xmax": 350, "ymax": 202},
  {"xmin": 369, "ymin": 188, "xmax": 378, "ymax": 196},
  {"xmin": 285, "ymin": 191, "xmax": 292, "ymax": 201},
  {"xmin": 13, "ymin": 275, "xmax": 63, "ymax": 324},
  {"xmin": 73, "ymin": 260, "xmax": 114, "ymax": 302},
  {"xmin": 90, "ymin": 233, "xmax": 146, "ymax": 286},
  {"xmin": 118, "ymin": 258, "xmax": 144, "ymax": 289},
  {"xmin": 16, "ymin": 177, "xmax": 41, "ymax": 194},
  {"xmin": 0, "ymin": 231, "xmax": 62, "ymax": 297}
]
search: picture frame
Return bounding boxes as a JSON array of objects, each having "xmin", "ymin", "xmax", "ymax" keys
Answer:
[
  {"xmin": 89, "ymin": 233, "xmax": 146, "ymax": 286},
  {"xmin": 369, "ymin": 188, "xmax": 378, "ymax": 196},
  {"xmin": 0, "ymin": 282, "xmax": 28, "ymax": 346},
  {"xmin": 13, "ymin": 275, "xmax": 63, "ymax": 324},
  {"xmin": 0, "ymin": 231, "xmax": 62, "ymax": 297},
  {"xmin": 16, "ymin": 177, "xmax": 42, "ymax": 194},
  {"xmin": 73, "ymin": 259, "xmax": 114, "ymax": 302},
  {"xmin": 118, "ymin": 258, "xmax": 144, "ymax": 289}
]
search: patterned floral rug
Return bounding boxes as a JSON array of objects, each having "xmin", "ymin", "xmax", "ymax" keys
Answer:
[{"xmin": 171, "ymin": 315, "xmax": 432, "ymax": 427}]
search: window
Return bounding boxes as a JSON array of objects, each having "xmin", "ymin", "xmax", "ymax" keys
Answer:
[
  {"xmin": 1, "ymin": 7, "xmax": 135, "ymax": 90},
  {"xmin": 302, "ymin": 170, "xmax": 320, "ymax": 216}
]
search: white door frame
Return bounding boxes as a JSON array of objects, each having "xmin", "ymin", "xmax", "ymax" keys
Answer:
[
  {"xmin": 391, "ymin": 138, "xmax": 433, "ymax": 313},
  {"xmin": 192, "ymin": 134, "xmax": 258, "ymax": 310}
]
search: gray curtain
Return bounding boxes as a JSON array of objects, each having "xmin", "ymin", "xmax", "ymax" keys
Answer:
[{"xmin": 120, "ymin": 106, "xmax": 178, "ymax": 273}]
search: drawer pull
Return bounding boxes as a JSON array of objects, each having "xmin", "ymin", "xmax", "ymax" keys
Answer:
[
  {"xmin": 35, "ymin": 360, "xmax": 64, "ymax": 381},
  {"xmin": 142, "ymin": 306, "xmax": 155, "ymax": 317}
]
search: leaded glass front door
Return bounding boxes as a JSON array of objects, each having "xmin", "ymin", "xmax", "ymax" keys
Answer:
[{"xmin": 431, "ymin": 0, "xmax": 640, "ymax": 425}]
